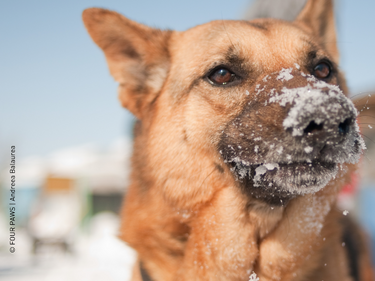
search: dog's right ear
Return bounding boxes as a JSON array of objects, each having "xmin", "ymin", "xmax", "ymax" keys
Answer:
[
  {"xmin": 295, "ymin": 0, "xmax": 339, "ymax": 64},
  {"xmin": 82, "ymin": 8, "xmax": 172, "ymax": 119}
]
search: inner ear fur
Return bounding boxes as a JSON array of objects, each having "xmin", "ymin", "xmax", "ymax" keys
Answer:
[
  {"xmin": 82, "ymin": 8, "xmax": 172, "ymax": 119},
  {"xmin": 295, "ymin": 0, "xmax": 339, "ymax": 64}
]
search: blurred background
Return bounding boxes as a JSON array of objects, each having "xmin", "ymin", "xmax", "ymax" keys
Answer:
[{"xmin": 1, "ymin": 0, "xmax": 375, "ymax": 280}]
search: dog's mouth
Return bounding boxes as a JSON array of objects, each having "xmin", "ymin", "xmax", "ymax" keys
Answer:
[
  {"xmin": 251, "ymin": 160, "xmax": 337, "ymax": 190},
  {"xmin": 229, "ymin": 159, "xmax": 339, "ymax": 204}
]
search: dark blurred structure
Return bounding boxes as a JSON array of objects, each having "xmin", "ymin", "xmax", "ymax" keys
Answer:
[{"xmin": 353, "ymin": 93, "xmax": 375, "ymax": 264}]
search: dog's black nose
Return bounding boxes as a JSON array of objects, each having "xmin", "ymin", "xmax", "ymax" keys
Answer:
[
  {"xmin": 283, "ymin": 87, "xmax": 357, "ymax": 148},
  {"xmin": 303, "ymin": 117, "xmax": 353, "ymax": 137},
  {"xmin": 304, "ymin": 120, "xmax": 324, "ymax": 135},
  {"xmin": 338, "ymin": 118, "xmax": 352, "ymax": 135}
]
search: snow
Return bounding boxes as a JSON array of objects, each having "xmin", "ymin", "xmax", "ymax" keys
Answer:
[
  {"xmin": 253, "ymin": 163, "xmax": 279, "ymax": 186},
  {"xmin": 249, "ymin": 272, "xmax": 259, "ymax": 281},
  {"xmin": 255, "ymin": 165, "xmax": 268, "ymax": 176},
  {"xmin": 231, "ymin": 157, "xmax": 251, "ymax": 179},
  {"xmin": 221, "ymin": 67, "xmax": 365, "ymax": 196},
  {"xmin": 264, "ymin": 163, "xmax": 279, "ymax": 170},
  {"xmin": 276, "ymin": 67, "xmax": 293, "ymax": 81},
  {"xmin": 0, "ymin": 212, "xmax": 136, "ymax": 281},
  {"xmin": 254, "ymin": 145, "xmax": 259, "ymax": 153},
  {"xmin": 276, "ymin": 146, "xmax": 283, "ymax": 154},
  {"xmin": 296, "ymin": 196, "xmax": 331, "ymax": 235},
  {"xmin": 267, "ymin": 70, "xmax": 365, "ymax": 165},
  {"xmin": 269, "ymin": 84, "xmax": 348, "ymax": 137},
  {"xmin": 343, "ymin": 210, "xmax": 349, "ymax": 216}
]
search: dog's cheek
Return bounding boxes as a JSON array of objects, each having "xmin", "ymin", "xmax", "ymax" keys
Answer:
[
  {"xmin": 183, "ymin": 87, "xmax": 249, "ymax": 149},
  {"xmin": 140, "ymin": 103, "xmax": 216, "ymax": 208},
  {"xmin": 148, "ymin": 90, "xmax": 249, "ymax": 208}
]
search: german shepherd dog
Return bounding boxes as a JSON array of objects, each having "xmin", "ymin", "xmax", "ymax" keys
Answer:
[{"xmin": 82, "ymin": 0, "xmax": 374, "ymax": 280}]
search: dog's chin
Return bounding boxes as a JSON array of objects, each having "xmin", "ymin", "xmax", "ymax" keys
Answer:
[{"xmin": 233, "ymin": 160, "xmax": 338, "ymax": 205}]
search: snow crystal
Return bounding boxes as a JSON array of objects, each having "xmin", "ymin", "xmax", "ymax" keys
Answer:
[
  {"xmin": 254, "ymin": 137, "xmax": 262, "ymax": 141},
  {"xmin": 304, "ymin": 146, "xmax": 313, "ymax": 154},
  {"xmin": 254, "ymin": 145, "xmax": 259, "ymax": 153},
  {"xmin": 245, "ymin": 90, "xmax": 250, "ymax": 96},
  {"xmin": 230, "ymin": 157, "xmax": 250, "ymax": 179},
  {"xmin": 369, "ymin": 125, "xmax": 373, "ymax": 129},
  {"xmin": 264, "ymin": 163, "xmax": 279, "ymax": 170},
  {"xmin": 255, "ymin": 165, "xmax": 267, "ymax": 176},
  {"xmin": 276, "ymin": 146, "xmax": 283, "ymax": 154},
  {"xmin": 253, "ymin": 163, "xmax": 279, "ymax": 186},
  {"xmin": 296, "ymin": 196, "xmax": 331, "ymax": 235},
  {"xmin": 294, "ymin": 63, "xmax": 300, "ymax": 70},
  {"xmin": 249, "ymin": 272, "xmax": 259, "ymax": 281},
  {"xmin": 255, "ymin": 85, "xmax": 266, "ymax": 95},
  {"xmin": 276, "ymin": 68, "xmax": 294, "ymax": 81},
  {"xmin": 343, "ymin": 210, "xmax": 349, "ymax": 216}
]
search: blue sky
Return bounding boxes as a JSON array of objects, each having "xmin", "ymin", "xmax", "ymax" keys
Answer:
[{"xmin": 1, "ymin": 0, "xmax": 375, "ymax": 159}]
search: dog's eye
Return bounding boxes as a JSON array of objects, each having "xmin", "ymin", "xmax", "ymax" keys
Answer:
[
  {"xmin": 208, "ymin": 68, "xmax": 236, "ymax": 85},
  {"xmin": 313, "ymin": 62, "xmax": 331, "ymax": 79}
]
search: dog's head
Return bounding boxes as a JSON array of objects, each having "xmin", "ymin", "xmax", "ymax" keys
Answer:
[{"xmin": 83, "ymin": 0, "xmax": 365, "ymax": 207}]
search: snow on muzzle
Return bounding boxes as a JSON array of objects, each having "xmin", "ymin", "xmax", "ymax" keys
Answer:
[
  {"xmin": 218, "ymin": 68, "xmax": 366, "ymax": 202},
  {"xmin": 269, "ymin": 74, "xmax": 365, "ymax": 165}
]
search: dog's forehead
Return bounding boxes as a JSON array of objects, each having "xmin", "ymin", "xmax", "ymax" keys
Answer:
[{"xmin": 172, "ymin": 19, "xmax": 316, "ymax": 73}]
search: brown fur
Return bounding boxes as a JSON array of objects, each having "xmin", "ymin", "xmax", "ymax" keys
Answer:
[{"xmin": 82, "ymin": 1, "xmax": 374, "ymax": 280}]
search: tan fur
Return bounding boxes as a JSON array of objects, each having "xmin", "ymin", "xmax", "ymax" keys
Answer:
[{"xmin": 82, "ymin": 1, "xmax": 374, "ymax": 280}]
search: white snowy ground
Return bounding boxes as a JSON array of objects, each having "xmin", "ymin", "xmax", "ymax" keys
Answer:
[{"xmin": 0, "ymin": 212, "xmax": 137, "ymax": 281}]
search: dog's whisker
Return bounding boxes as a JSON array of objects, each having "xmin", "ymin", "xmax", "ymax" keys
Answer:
[
  {"xmin": 360, "ymin": 133, "xmax": 375, "ymax": 145},
  {"xmin": 363, "ymin": 151, "xmax": 372, "ymax": 162},
  {"xmin": 357, "ymin": 114, "xmax": 375, "ymax": 119},
  {"xmin": 198, "ymin": 167, "xmax": 217, "ymax": 190},
  {"xmin": 349, "ymin": 91, "xmax": 373, "ymax": 101},
  {"xmin": 358, "ymin": 123, "xmax": 375, "ymax": 126}
]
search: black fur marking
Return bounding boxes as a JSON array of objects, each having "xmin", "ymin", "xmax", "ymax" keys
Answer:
[
  {"xmin": 215, "ymin": 163, "xmax": 224, "ymax": 174},
  {"xmin": 182, "ymin": 129, "xmax": 188, "ymax": 142},
  {"xmin": 140, "ymin": 262, "xmax": 153, "ymax": 281},
  {"xmin": 245, "ymin": 22, "xmax": 268, "ymax": 31},
  {"xmin": 133, "ymin": 120, "xmax": 142, "ymax": 138},
  {"xmin": 116, "ymin": 38, "xmax": 141, "ymax": 60},
  {"xmin": 341, "ymin": 216, "xmax": 361, "ymax": 281}
]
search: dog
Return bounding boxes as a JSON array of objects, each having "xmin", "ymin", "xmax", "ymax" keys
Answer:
[{"xmin": 82, "ymin": 0, "xmax": 374, "ymax": 280}]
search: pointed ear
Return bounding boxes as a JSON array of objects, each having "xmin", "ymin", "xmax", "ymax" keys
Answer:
[
  {"xmin": 295, "ymin": 0, "xmax": 339, "ymax": 64},
  {"xmin": 82, "ymin": 8, "xmax": 172, "ymax": 119}
]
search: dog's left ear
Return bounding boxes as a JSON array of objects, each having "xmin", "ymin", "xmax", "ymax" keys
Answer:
[
  {"xmin": 295, "ymin": 0, "xmax": 339, "ymax": 63},
  {"xmin": 82, "ymin": 8, "xmax": 172, "ymax": 119}
]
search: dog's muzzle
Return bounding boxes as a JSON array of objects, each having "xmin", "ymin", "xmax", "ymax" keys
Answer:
[
  {"xmin": 218, "ymin": 68, "xmax": 365, "ymax": 205},
  {"xmin": 269, "ymin": 77, "xmax": 360, "ymax": 164}
]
